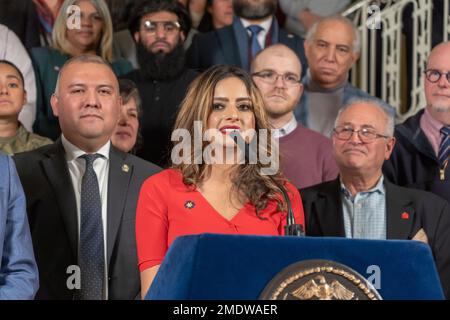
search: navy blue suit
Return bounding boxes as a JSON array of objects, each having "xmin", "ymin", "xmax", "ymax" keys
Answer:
[{"xmin": 187, "ymin": 16, "xmax": 307, "ymax": 74}]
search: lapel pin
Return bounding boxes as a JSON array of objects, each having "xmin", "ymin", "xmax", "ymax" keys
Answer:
[
  {"xmin": 122, "ymin": 164, "xmax": 129, "ymax": 172},
  {"xmin": 184, "ymin": 200, "xmax": 195, "ymax": 209},
  {"xmin": 401, "ymin": 212, "xmax": 410, "ymax": 220}
]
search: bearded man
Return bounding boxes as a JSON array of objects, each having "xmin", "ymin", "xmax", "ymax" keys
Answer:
[{"xmin": 123, "ymin": 0, "xmax": 198, "ymax": 166}]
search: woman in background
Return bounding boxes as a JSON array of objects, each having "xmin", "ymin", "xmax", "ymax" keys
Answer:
[
  {"xmin": 31, "ymin": 0, "xmax": 132, "ymax": 140},
  {"xmin": 111, "ymin": 79, "xmax": 141, "ymax": 154},
  {"xmin": 0, "ymin": 60, "xmax": 52, "ymax": 155},
  {"xmin": 197, "ymin": 0, "xmax": 233, "ymax": 33}
]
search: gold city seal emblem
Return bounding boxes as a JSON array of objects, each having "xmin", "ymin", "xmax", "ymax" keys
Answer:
[{"xmin": 259, "ymin": 260, "xmax": 382, "ymax": 300}]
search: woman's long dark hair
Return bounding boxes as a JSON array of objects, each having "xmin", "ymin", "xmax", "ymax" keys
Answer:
[{"xmin": 171, "ymin": 65, "xmax": 286, "ymax": 216}]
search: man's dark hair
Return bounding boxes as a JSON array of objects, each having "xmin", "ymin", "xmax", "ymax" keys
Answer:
[
  {"xmin": 129, "ymin": 0, "xmax": 191, "ymax": 36},
  {"xmin": 0, "ymin": 60, "xmax": 25, "ymax": 86}
]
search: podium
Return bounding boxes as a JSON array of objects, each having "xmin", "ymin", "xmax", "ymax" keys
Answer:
[{"xmin": 145, "ymin": 234, "xmax": 444, "ymax": 300}]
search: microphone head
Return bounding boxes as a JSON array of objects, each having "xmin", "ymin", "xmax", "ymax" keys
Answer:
[
  {"xmin": 230, "ymin": 131, "xmax": 242, "ymax": 145},
  {"xmin": 229, "ymin": 131, "xmax": 251, "ymax": 163}
]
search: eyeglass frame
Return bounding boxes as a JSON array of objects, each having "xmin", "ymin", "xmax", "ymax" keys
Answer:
[
  {"xmin": 251, "ymin": 70, "xmax": 302, "ymax": 86},
  {"xmin": 333, "ymin": 126, "xmax": 390, "ymax": 143},
  {"xmin": 424, "ymin": 69, "xmax": 450, "ymax": 84},
  {"xmin": 140, "ymin": 20, "xmax": 181, "ymax": 35}
]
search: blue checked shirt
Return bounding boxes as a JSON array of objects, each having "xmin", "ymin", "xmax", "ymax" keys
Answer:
[{"xmin": 340, "ymin": 176, "xmax": 387, "ymax": 240}]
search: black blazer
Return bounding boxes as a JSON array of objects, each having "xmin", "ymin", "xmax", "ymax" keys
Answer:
[
  {"xmin": 300, "ymin": 178, "xmax": 450, "ymax": 298},
  {"xmin": 13, "ymin": 140, "xmax": 161, "ymax": 299}
]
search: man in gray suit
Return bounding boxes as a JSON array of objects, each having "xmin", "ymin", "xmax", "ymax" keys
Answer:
[{"xmin": 14, "ymin": 55, "xmax": 160, "ymax": 300}]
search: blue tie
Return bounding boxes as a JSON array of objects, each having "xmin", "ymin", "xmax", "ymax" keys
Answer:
[
  {"xmin": 247, "ymin": 25, "xmax": 263, "ymax": 58},
  {"xmin": 78, "ymin": 153, "xmax": 104, "ymax": 300},
  {"xmin": 439, "ymin": 126, "xmax": 450, "ymax": 166}
]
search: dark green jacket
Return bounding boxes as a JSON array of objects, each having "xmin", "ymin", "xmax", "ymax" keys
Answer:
[{"xmin": 31, "ymin": 47, "xmax": 132, "ymax": 140}]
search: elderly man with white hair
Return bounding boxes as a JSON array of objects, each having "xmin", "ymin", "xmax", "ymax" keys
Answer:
[{"xmin": 301, "ymin": 99, "xmax": 450, "ymax": 299}]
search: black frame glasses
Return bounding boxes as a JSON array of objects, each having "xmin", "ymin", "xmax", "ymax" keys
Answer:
[
  {"xmin": 424, "ymin": 69, "xmax": 450, "ymax": 84},
  {"xmin": 251, "ymin": 70, "xmax": 301, "ymax": 86},
  {"xmin": 333, "ymin": 126, "xmax": 389, "ymax": 143}
]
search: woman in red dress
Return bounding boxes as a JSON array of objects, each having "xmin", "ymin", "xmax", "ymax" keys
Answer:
[{"xmin": 136, "ymin": 64, "xmax": 305, "ymax": 298}]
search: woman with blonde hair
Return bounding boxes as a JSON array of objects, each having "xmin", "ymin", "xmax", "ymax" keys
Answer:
[
  {"xmin": 31, "ymin": 0, "xmax": 133, "ymax": 140},
  {"xmin": 135, "ymin": 64, "xmax": 305, "ymax": 298}
]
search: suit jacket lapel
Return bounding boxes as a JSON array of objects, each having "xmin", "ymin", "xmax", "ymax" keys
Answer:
[
  {"xmin": 268, "ymin": 17, "xmax": 279, "ymax": 45},
  {"xmin": 315, "ymin": 179, "xmax": 346, "ymax": 237},
  {"xmin": 106, "ymin": 146, "xmax": 133, "ymax": 265},
  {"xmin": 41, "ymin": 139, "xmax": 78, "ymax": 259},
  {"xmin": 385, "ymin": 181, "xmax": 415, "ymax": 239},
  {"xmin": 229, "ymin": 17, "xmax": 247, "ymax": 69}
]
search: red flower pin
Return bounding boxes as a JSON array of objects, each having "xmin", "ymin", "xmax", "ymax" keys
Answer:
[{"xmin": 401, "ymin": 212, "xmax": 410, "ymax": 220}]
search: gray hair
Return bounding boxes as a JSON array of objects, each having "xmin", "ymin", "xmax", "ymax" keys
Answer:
[
  {"xmin": 334, "ymin": 98, "xmax": 395, "ymax": 137},
  {"xmin": 53, "ymin": 54, "xmax": 115, "ymax": 96},
  {"xmin": 305, "ymin": 15, "xmax": 361, "ymax": 54}
]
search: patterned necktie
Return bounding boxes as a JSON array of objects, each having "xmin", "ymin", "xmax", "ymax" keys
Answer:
[
  {"xmin": 77, "ymin": 153, "xmax": 104, "ymax": 300},
  {"xmin": 438, "ymin": 126, "xmax": 450, "ymax": 167},
  {"xmin": 247, "ymin": 25, "xmax": 264, "ymax": 58}
]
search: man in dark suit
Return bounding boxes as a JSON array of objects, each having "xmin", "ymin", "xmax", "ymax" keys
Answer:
[
  {"xmin": 14, "ymin": 55, "xmax": 160, "ymax": 300},
  {"xmin": 301, "ymin": 99, "xmax": 450, "ymax": 298},
  {"xmin": 187, "ymin": 0, "xmax": 307, "ymax": 74}
]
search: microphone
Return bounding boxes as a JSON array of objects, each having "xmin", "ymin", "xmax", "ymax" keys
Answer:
[{"xmin": 230, "ymin": 131, "xmax": 304, "ymax": 236}]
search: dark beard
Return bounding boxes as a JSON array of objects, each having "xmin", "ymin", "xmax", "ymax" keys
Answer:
[
  {"xmin": 233, "ymin": 0, "xmax": 277, "ymax": 20},
  {"xmin": 136, "ymin": 41, "xmax": 186, "ymax": 81}
]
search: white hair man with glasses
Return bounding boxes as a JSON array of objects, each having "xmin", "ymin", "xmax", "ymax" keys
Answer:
[
  {"xmin": 383, "ymin": 41, "xmax": 450, "ymax": 205},
  {"xmin": 251, "ymin": 44, "xmax": 338, "ymax": 188},
  {"xmin": 301, "ymin": 99, "xmax": 450, "ymax": 299}
]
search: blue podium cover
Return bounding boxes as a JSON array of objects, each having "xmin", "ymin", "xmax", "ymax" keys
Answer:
[{"xmin": 146, "ymin": 234, "xmax": 444, "ymax": 300}]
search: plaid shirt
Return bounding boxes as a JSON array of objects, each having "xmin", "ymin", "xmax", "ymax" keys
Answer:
[{"xmin": 340, "ymin": 176, "xmax": 386, "ymax": 240}]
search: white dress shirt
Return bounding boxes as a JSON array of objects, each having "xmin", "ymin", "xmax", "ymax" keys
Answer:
[
  {"xmin": 240, "ymin": 16, "xmax": 274, "ymax": 50},
  {"xmin": 273, "ymin": 115, "xmax": 298, "ymax": 139},
  {"xmin": 61, "ymin": 135, "xmax": 110, "ymax": 298}
]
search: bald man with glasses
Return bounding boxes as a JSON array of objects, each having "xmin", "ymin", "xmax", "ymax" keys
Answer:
[
  {"xmin": 383, "ymin": 41, "xmax": 450, "ymax": 205},
  {"xmin": 301, "ymin": 99, "xmax": 450, "ymax": 299},
  {"xmin": 251, "ymin": 44, "xmax": 338, "ymax": 189}
]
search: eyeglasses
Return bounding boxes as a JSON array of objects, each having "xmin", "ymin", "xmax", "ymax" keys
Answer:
[
  {"xmin": 424, "ymin": 69, "xmax": 450, "ymax": 84},
  {"xmin": 251, "ymin": 70, "xmax": 301, "ymax": 87},
  {"xmin": 333, "ymin": 126, "xmax": 389, "ymax": 143},
  {"xmin": 141, "ymin": 20, "xmax": 181, "ymax": 35}
]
